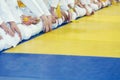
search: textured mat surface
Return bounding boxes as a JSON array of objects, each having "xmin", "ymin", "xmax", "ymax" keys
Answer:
[
  {"xmin": 6, "ymin": 4, "xmax": 120, "ymax": 58},
  {"xmin": 0, "ymin": 53, "xmax": 120, "ymax": 80}
]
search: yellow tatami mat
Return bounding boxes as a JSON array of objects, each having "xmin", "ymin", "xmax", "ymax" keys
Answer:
[{"xmin": 6, "ymin": 4, "xmax": 120, "ymax": 58}]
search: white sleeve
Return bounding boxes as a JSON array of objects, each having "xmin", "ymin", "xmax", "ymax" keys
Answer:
[
  {"xmin": 0, "ymin": 0, "xmax": 15, "ymax": 23},
  {"xmin": 21, "ymin": 0, "xmax": 44, "ymax": 17},
  {"xmin": 5, "ymin": 0, "xmax": 23, "ymax": 23},
  {"xmin": 49, "ymin": 0, "xmax": 59, "ymax": 8},
  {"xmin": 0, "ymin": 0, "xmax": 15, "ymax": 22},
  {"xmin": 67, "ymin": 0, "xmax": 74, "ymax": 4},
  {"xmin": 86, "ymin": 0, "xmax": 91, "ymax": 4},
  {"xmin": 35, "ymin": 0, "xmax": 51, "ymax": 16},
  {"xmin": 0, "ymin": 17, "xmax": 3, "ymax": 25},
  {"xmin": 79, "ymin": 0, "xmax": 86, "ymax": 5},
  {"xmin": 60, "ymin": 0, "xmax": 69, "ymax": 11},
  {"xmin": 67, "ymin": 0, "xmax": 75, "ymax": 8}
]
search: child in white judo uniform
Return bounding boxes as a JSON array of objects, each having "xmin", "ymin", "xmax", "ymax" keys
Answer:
[
  {"xmin": 90, "ymin": 0, "xmax": 100, "ymax": 11},
  {"xmin": 74, "ymin": 0, "xmax": 87, "ymax": 17},
  {"xmin": 79, "ymin": 0, "xmax": 95, "ymax": 15},
  {"xmin": 59, "ymin": 0, "xmax": 73, "ymax": 22},
  {"xmin": 48, "ymin": 0, "xmax": 73, "ymax": 23},
  {"xmin": 5, "ymin": 0, "xmax": 48, "ymax": 40},
  {"xmin": 100, "ymin": 0, "xmax": 111, "ymax": 7},
  {"xmin": 21, "ymin": 0, "xmax": 55, "ymax": 29},
  {"xmin": 42, "ymin": 0, "xmax": 63, "ymax": 28},
  {"xmin": 67, "ymin": 0, "xmax": 77, "ymax": 21},
  {"xmin": 0, "ymin": 0, "xmax": 21, "ymax": 49},
  {"xmin": 45, "ymin": 0, "xmax": 65, "ymax": 26}
]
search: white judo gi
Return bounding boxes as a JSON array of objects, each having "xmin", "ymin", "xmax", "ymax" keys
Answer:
[
  {"xmin": 6, "ymin": 0, "xmax": 43, "ymax": 40},
  {"xmin": 74, "ymin": 0, "xmax": 87, "ymax": 17},
  {"xmin": 0, "ymin": 17, "xmax": 6, "ymax": 51},
  {"xmin": 47, "ymin": 0, "xmax": 72, "ymax": 22},
  {"xmin": 79, "ymin": 0, "xmax": 94, "ymax": 14},
  {"xmin": 93, "ymin": 0, "xmax": 102, "ymax": 9},
  {"xmin": 38, "ymin": 0, "xmax": 59, "ymax": 28},
  {"xmin": 22, "ymin": 0, "xmax": 58, "ymax": 29},
  {"xmin": 102, "ymin": 0, "xmax": 111, "ymax": 7},
  {"xmin": 90, "ymin": 0, "xmax": 99, "ymax": 11},
  {"xmin": 0, "ymin": 0, "xmax": 21, "ymax": 49},
  {"xmin": 60, "ymin": 0, "xmax": 70, "ymax": 17},
  {"xmin": 66, "ymin": 0, "xmax": 77, "ymax": 20},
  {"xmin": 47, "ymin": 0, "xmax": 64, "ymax": 25}
]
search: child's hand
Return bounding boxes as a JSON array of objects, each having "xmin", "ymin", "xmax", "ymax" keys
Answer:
[
  {"xmin": 52, "ymin": 16, "xmax": 57, "ymax": 23},
  {"xmin": 47, "ymin": 15, "xmax": 52, "ymax": 31},
  {"xmin": 21, "ymin": 15, "xmax": 32, "ymax": 25},
  {"xmin": 10, "ymin": 21, "xmax": 22, "ymax": 40},
  {"xmin": 0, "ymin": 22, "xmax": 14, "ymax": 37},
  {"xmin": 30, "ymin": 17, "xmax": 40, "ymax": 25},
  {"xmin": 40, "ymin": 15, "xmax": 49, "ymax": 32},
  {"xmin": 68, "ymin": 10, "xmax": 72, "ymax": 22},
  {"xmin": 0, "ymin": 35, "xmax": 3, "ymax": 40}
]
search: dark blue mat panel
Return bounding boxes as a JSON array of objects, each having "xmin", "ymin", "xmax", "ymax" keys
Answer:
[
  {"xmin": 0, "ymin": 77, "xmax": 40, "ymax": 80},
  {"xmin": 0, "ymin": 53, "xmax": 120, "ymax": 80}
]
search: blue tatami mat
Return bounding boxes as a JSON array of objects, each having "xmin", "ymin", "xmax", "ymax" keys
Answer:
[{"xmin": 0, "ymin": 53, "xmax": 120, "ymax": 80}]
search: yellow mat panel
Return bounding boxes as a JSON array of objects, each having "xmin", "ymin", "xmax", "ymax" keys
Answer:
[{"xmin": 6, "ymin": 4, "xmax": 120, "ymax": 58}]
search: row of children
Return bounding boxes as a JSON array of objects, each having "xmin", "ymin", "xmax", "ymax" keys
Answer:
[{"xmin": 0, "ymin": 0, "xmax": 119, "ymax": 51}]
